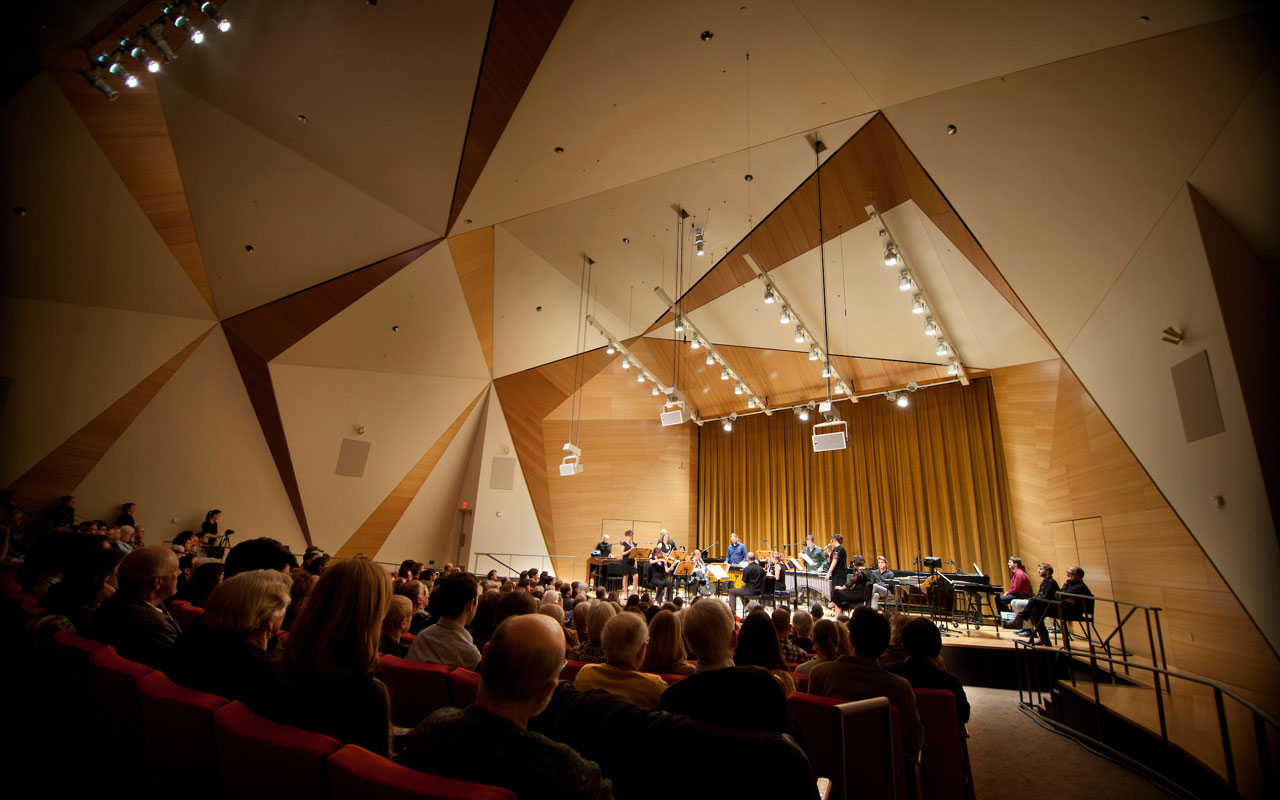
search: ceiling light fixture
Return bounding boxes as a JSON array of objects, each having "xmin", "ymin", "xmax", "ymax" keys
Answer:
[
  {"xmin": 144, "ymin": 24, "xmax": 179, "ymax": 62},
  {"xmin": 794, "ymin": 326, "xmax": 806, "ymax": 344},
  {"xmin": 723, "ymin": 413, "xmax": 736, "ymax": 433},
  {"xmin": 606, "ymin": 341, "xmax": 616, "ymax": 355},
  {"xmin": 99, "ymin": 53, "xmax": 139, "ymax": 88},
  {"xmin": 923, "ymin": 317, "xmax": 938, "ymax": 336},
  {"xmin": 674, "ymin": 316, "xmax": 684, "ymax": 333},
  {"xmin": 808, "ymin": 345, "xmax": 819, "ymax": 361},
  {"xmin": 835, "ymin": 381, "xmax": 848, "ymax": 395},
  {"xmin": 936, "ymin": 339, "xmax": 949, "ymax": 356},
  {"xmin": 947, "ymin": 359, "xmax": 959, "ymax": 375},
  {"xmin": 881, "ymin": 230, "xmax": 900, "ymax": 267},
  {"xmin": 690, "ymin": 336, "xmax": 700, "ymax": 350},
  {"xmin": 695, "ymin": 228, "xmax": 705, "ymax": 256},
  {"xmin": 651, "ymin": 385, "xmax": 661, "ymax": 396},
  {"xmin": 734, "ymin": 383, "xmax": 743, "ymax": 395},
  {"xmin": 126, "ymin": 41, "xmax": 161, "ymax": 73},
  {"xmin": 899, "ymin": 271, "xmax": 914, "ymax": 291},
  {"xmin": 911, "ymin": 294, "xmax": 926, "ymax": 314},
  {"xmin": 200, "ymin": 2, "xmax": 232, "ymax": 32},
  {"xmin": 82, "ymin": 65, "xmax": 118, "ymax": 100},
  {"xmin": 720, "ymin": 368, "xmax": 729, "ymax": 381},
  {"xmin": 621, "ymin": 357, "xmax": 630, "ymax": 369},
  {"xmin": 821, "ymin": 363, "xmax": 832, "ymax": 379},
  {"xmin": 637, "ymin": 373, "xmax": 646, "ymax": 383},
  {"xmin": 779, "ymin": 307, "xmax": 792, "ymax": 325},
  {"xmin": 763, "ymin": 286, "xmax": 775, "ymax": 304}
]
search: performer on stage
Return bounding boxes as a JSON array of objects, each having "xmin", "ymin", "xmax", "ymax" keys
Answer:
[
  {"xmin": 590, "ymin": 534, "xmax": 612, "ymax": 588},
  {"xmin": 686, "ymin": 549, "xmax": 708, "ymax": 594},
  {"xmin": 620, "ymin": 529, "xmax": 640, "ymax": 594},
  {"xmin": 824, "ymin": 534, "xmax": 847, "ymax": 599},
  {"xmin": 649, "ymin": 550, "xmax": 675, "ymax": 604},
  {"xmin": 869, "ymin": 555, "xmax": 895, "ymax": 609},
  {"xmin": 767, "ymin": 552, "xmax": 787, "ymax": 599},
  {"xmin": 725, "ymin": 533, "xmax": 747, "ymax": 567},
  {"xmin": 800, "ymin": 535, "xmax": 827, "ymax": 573},
  {"xmin": 997, "ymin": 556, "xmax": 1032, "ymax": 613},
  {"xmin": 831, "ymin": 554, "xmax": 873, "ymax": 610}
]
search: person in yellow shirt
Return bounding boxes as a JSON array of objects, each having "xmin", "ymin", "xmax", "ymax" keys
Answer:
[{"xmin": 573, "ymin": 612, "xmax": 668, "ymax": 708}]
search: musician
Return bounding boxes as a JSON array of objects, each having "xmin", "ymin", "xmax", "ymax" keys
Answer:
[
  {"xmin": 685, "ymin": 549, "xmax": 708, "ymax": 594},
  {"xmin": 997, "ymin": 557, "xmax": 1032, "ymax": 613},
  {"xmin": 728, "ymin": 552, "xmax": 764, "ymax": 617},
  {"xmin": 590, "ymin": 534, "xmax": 612, "ymax": 587},
  {"xmin": 1059, "ymin": 566, "xmax": 1094, "ymax": 622},
  {"xmin": 766, "ymin": 552, "xmax": 786, "ymax": 598},
  {"xmin": 832, "ymin": 554, "xmax": 872, "ymax": 610},
  {"xmin": 594, "ymin": 534, "xmax": 612, "ymax": 557},
  {"xmin": 1004, "ymin": 563, "xmax": 1058, "ymax": 646},
  {"xmin": 800, "ymin": 535, "xmax": 827, "ymax": 573},
  {"xmin": 824, "ymin": 534, "xmax": 848, "ymax": 598},
  {"xmin": 725, "ymin": 533, "xmax": 747, "ymax": 567},
  {"xmin": 654, "ymin": 530, "xmax": 676, "ymax": 554},
  {"xmin": 648, "ymin": 548, "xmax": 675, "ymax": 604},
  {"xmin": 869, "ymin": 556, "xmax": 894, "ymax": 610},
  {"xmin": 620, "ymin": 530, "xmax": 640, "ymax": 594}
]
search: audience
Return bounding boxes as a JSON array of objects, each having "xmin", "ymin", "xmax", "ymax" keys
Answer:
[
  {"xmin": 879, "ymin": 612, "xmax": 911, "ymax": 668},
  {"xmin": 790, "ymin": 608, "xmax": 815, "ymax": 654},
  {"xmin": 253, "ymin": 557, "xmax": 393, "ymax": 756},
  {"xmin": 794, "ymin": 618, "xmax": 847, "ymax": 676},
  {"xmin": 574, "ymin": 613, "xmax": 668, "ymax": 708},
  {"xmin": 734, "ymin": 611, "xmax": 796, "ymax": 695},
  {"xmin": 224, "ymin": 537, "xmax": 294, "ymax": 577},
  {"xmin": 379, "ymin": 595, "xmax": 413, "ymax": 657},
  {"xmin": 538, "ymin": 602, "xmax": 579, "ymax": 648},
  {"xmin": 469, "ymin": 590, "xmax": 501, "ymax": 652},
  {"xmin": 79, "ymin": 546, "xmax": 183, "ymax": 668},
  {"xmin": 406, "ymin": 571, "xmax": 481, "ymax": 670},
  {"xmin": 567, "ymin": 601, "xmax": 613, "ymax": 664},
  {"xmin": 397, "ymin": 579, "xmax": 431, "ymax": 634},
  {"xmin": 396, "ymin": 615, "xmax": 613, "ymax": 800},
  {"xmin": 166, "ymin": 569, "xmax": 291, "ymax": 702},
  {"xmin": 888, "ymin": 617, "xmax": 971, "ymax": 726},
  {"xmin": 282, "ymin": 571, "xmax": 316, "ymax": 631},
  {"xmin": 42, "ymin": 543, "xmax": 125, "ymax": 627},
  {"xmin": 494, "ymin": 588, "xmax": 538, "ymax": 628},
  {"xmin": 639, "ymin": 609, "xmax": 693, "ymax": 676},
  {"xmin": 772, "ymin": 608, "xmax": 813, "ymax": 664},
  {"xmin": 181, "ymin": 561, "xmax": 224, "ymax": 607}
]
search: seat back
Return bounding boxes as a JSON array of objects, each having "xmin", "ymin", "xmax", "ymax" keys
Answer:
[
  {"xmin": 560, "ymin": 659, "xmax": 586, "ymax": 681},
  {"xmin": 168, "ymin": 599, "xmax": 204, "ymax": 629},
  {"xmin": 327, "ymin": 744, "xmax": 517, "ymax": 800},
  {"xmin": 836, "ymin": 697, "xmax": 906, "ymax": 800},
  {"xmin": 138, "ymin": 671, "xmax": 227, "ymax": 800},
  {"xmin": 792, "ymin": 672, "xmax": 809, "ymax": 693},
  {"xmin": 52, "ymin": 627, "xmax": 103, "ymax": 724},
  {"xmin": 88, "ymin": 645, "xmax": 154, "ymax": 787},
  {"xmin": 379, "ymin": 655, "xmax": 454, "ymax": 728},
  {"xmin": 214, "ymin": 701, "xmax": 341, "ymax": 798},
  {"xmin": 447, "ymin": 668, "xmax": 480, "ymax": 709},
  {"xmin": 915, "ymin": 689, "xmax": 964, "ymax": 800},
  {"xmin": 786, "ymin": 692, "xmax": 844, "ymax": 788}
]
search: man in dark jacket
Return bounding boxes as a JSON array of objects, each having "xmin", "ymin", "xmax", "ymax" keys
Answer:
[
  {"xmin": 79, "ymin": 546, "xmax": 182, "ymax": 668},
  {"xmin": 1005, "ymin": 562, "xmax": 1059, "ymax": 646}
]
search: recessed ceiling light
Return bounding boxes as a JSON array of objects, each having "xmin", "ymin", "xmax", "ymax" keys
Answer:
[
  {"xmin": 744, "ymin": 174, "xmax": 753, "ymax": 182},
  {"xmin": 535, "ymin": 305, "xmax": 543, "ymax": 312},
  {"xmin": 700, "ymin": 30, "xmax": 714, "ymax": 41},
  {"xmin": 13, "ymin": 206, "xmax": 27, "ymax": 216},
  {"xmin": 622, "ymin": 238, "xmax": 629, "ymax": 244},
  {"xmin": 464, "ymin": 219, "xmax": 473, "ymax": 224},
  {"xmin": 554, "ymin": 146, "xmax": 564, "ymax": 153},
  {"xmin": 391, "ymin": 325, "xmax": 399, "ymax": 332},
  {"xmin": 946, "ymin": 124, "xmax": 957, "ymax": 135},
  {"xmin": 297, "ymin": 114, "xmax": 309, "ymax": 123},
  {"xmin": 244, "ymin": 244, "xmax": 254, "ymax": 253}
]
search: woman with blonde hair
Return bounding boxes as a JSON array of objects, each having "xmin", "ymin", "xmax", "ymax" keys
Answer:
[
  {"xmin": 167, "ymin": 569, "xmax": 291, "ymax": 701},
  {"xmin": 794, "ymin": 618, "xmax": 845, "ymax": 676},
  {"xmin": 253, "ymin": 557, "xmax": 393, "ymax": 756},
  {"xmin": 640, "ymin": 609, "xmax": 694, "ymax": 676}
]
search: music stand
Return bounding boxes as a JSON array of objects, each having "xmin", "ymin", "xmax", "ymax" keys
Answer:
[{"xmin": 922, "ymin": 557, "xmax": 957, "ymax": 637}]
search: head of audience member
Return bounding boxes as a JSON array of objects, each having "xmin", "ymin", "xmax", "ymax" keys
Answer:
[
  {"xmin": 735, "ymin": 610, "xmax": 787, "ymax": 672},
  {"xmin": 429, "ymin": 571, "xmax": 481, "ymax": 624},
  {"xmin": 624, "ymin": 594, "xmax": 641, "ymax": 612},
  {"xmin": 187, "ymin": 561, "xmax": 225, "ymax": 606},
  {"xmin": 888, "ymin": 612, "xmax": 910, "ymax": 648},
  {"xmin": 201, "ymin": 569, "xmax": 292, "ymax": 650},
  {"xmin": 486, "ymin": 569, "xmax": 499, "ymax": 581},
  {"xmin": 638, "ymin": 593, "xmax": 651, "ymax": 609},
  {"xmin": 811, "ymin": 619, "xmax": 843, "ymax": 661},
  {"xmin": 641, "ymin": 609, "xmax": 687, "ymax": 674},
  {"xmin": 672, "ymin": 597, "xmax": 684, "ymax": 610},
  {"xmin": 133, "ymin": 526, "xmax": 147, "ymax": 546},
  {"xmin": 542, "ymin": 589, "xmax": 561, "ymax": 607},
  {"xmin": 810, "ymin": 603, "xmax": 825, "ymax": 621},
  {"xmin": 61, "ymin": 495, "xmax": 76, "ymax": 510},
  {"xmin": 43, "ymin": 543, "xmax": 125, "ymax": 622},
  {"xmin": 284, "ymin": 571, "xmax": 317, "ymax": 630},
  {"xmin": 572, "ymin": 600, "xmax": 592, "ymax": 642},
  {"xmin": 304, "ymin": 553, "xmax": 330, "ymax": 575},
  {"xmin": 470, "ymin": 590, "xmax": 502, "ymax": 650},
  {"xmin": 173, "ymin": 531, "xmax": 200, "ymax": 555},
  {"xmin": 586, "ymin": 600, "xmax": 616, "ymax": 645},
  {"xmin": 770, "ymin": 608, "xmax": 794, "ymax": 642},
  {"xmin": 283, "ymin": 557, "xmax": 391, "ymax": 681},
  {"xmin": 1065, "ymin": 566, "xmax": 1085, "ymax": 585},
  {"xmin": 538, "ymin": 602, "xmax": 566, "ymax": 628},
  {"xmin": 178, "ymin": 553, "xmax": 197, "ymax": 582},
  {"xmin": 225, "ymin": 537, "xmax": 295, "ymax": 577},
  {"xmin": 900, "ymin": 617, "xmax": 944, "ymax": 663},
  {"xmin": 442, "ymin": 562, "xmax": 455, "ymax": 575},
  {"xmin": 494, "ymin": 587, "xmax": 538, "ymax": 627},
  {"xmin": 744, "ymin": 600, "xmax": 763, "ymax": 616},
  {"xmin": 477, "ymin": 615, "xmax": 566, "ymax": 728},
  {"xmin": 205, "ymin": 509, "xmax": 221, "ymax": 524},
  {"xmin": 595, "ymin": 587, "xmax": 607, "ymax": 599},
  {"xmin": 848, "ymin": 607, "xmax": 891, "ymax": 660},
  {"xmin": 117, "ymin": 547, "xmax": 181, "ymax": 606},
  {"xmin": 792, "ymin": 609, "xmax": 814, "ymax": 640},
  {"xmin": 397, "ymin": 580, "xmax": 428, "ymax": 611},
  {"xmin": 682, "ymin": 597, "xmax": 734, "ymax": 670},
  {"xmin": 118, "ymin": 525, "xmax": 136, "ymax": 544},
  {"xmin": 382, "ymin": 596, "xmax": 414, "ymax": 641},
  {"xmin": 601, "ymin": 612, "xmax": 649, "ymax": 671}
]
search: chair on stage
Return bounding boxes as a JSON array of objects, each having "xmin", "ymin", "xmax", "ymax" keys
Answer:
[
  {"xmin": 761, "ymin": 574, "xmax": 794, "ymax": 611},
  {"xmin": 327, "ymin": 744, "xmax": 517, "ymax": 800}
]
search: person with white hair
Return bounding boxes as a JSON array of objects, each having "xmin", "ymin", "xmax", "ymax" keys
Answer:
[{"xmin": 573, "ymin": 613, "xmax": 668, "ymax": 707}]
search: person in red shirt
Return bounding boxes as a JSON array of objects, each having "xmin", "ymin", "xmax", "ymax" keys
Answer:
[{"xmin": 997, "ymin": 557, "xmax": 1032, "ymax": 613}]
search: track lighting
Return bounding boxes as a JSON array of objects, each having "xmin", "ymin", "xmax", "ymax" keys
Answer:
[
  {"xmin": 674, "ymin": 316, "xmax": 684, "ymax": 333},
  {"xmin": 808, "ymin": 346, "xmax": 819, "ymax": 361},
  {"xmin": 821, "ymin": 363, "xmax": 832, "ymax": 379},
  {"xmin": 899, "ymin": 271, "xmax": 914, "ymax": 291},
  {"xmin": 763, "ymin": 286, "xmax": 775, "ymax": 304},
  {"xmin": 734, "ymin": 383, "xmax": 743, "ymax": 395},
  {"xmin": 911, "ymin": 294, "xmax": 926, "ymax": 314},
  {"xmin": 779, "ymin": 307, "xmax": 792, "ymax": 325},
  {"xmin": 200, "ymin": 2, "xmax": 232, "ymax": 32},
  {"xmin": 690, "ymin": 336, "xmax": 700, "ymax": 350},
  {"xmin": 720, "ymin": 369, "xmax": 729, "ymax": 381},
  {"xmin": 947, "ymin": 359, "xmax": 959, "ymax": 375},
  {"xmin": 892, "ymin": 392, "xmax": 909, "ymax": 408},
  {"xmin": 637, "ymin": 373, "xmax": 646, "ymax": 383},
  {"xmin": 99, "ymin": 53, "xmax": 139, "ymax": 88},
  {"xmin": 82, "ymin": 66, "xmax": 118, "ymax": 100},
  {"xmin": 924, "ymin": 317, "xmax": 938, "ymax": 336},
  {"xmin": 747, "ymin": 397, "xmax": 756, "ymax": 409},
  {"xmin": 606, "ymin": 342, "xmax": 616, "ymax": 355},
  {"xmin": 695, "ymin": 228, "xmax": 705, "ymax": 256},
  {"xmin": 723, "ymin": 413, "xmax": 736, "ymax": 432},
  {"xmin": 621, "ymin": 357, "xmax": 630, "ymax": 369},
  {"xmin": 794, "ymin": 327, "xmax": 806, "ymax": 344},
  {"xmin": 127, "ymin": 42, "xmax": 161, "ymax": 73},
  {"xmin": 835, "ymin": 382, "xmax": 848, "ymax": 395},
  {"xmin": 936, "ymin": 340, "xmax": 949, "ymax": 356},
  {"xmin": 706, "ymin": 352, "xmax": 715, "ymax": 366},
  {"xmin": 880, "ymin": 230, "xmax": 899, "ymax": 267},
  {"xmin": 652, "ymin": 385, "xmax": 661, "ymax": 396},
  {"xmin": 167, "ymin": 7, "xmax": 205, "ymax": 43},
  {"xmin": 145, "ymin": 24, "xmax": 179, "ymax": 62}
]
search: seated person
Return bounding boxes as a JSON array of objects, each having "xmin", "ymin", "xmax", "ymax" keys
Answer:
[
  {"xmin": 566, "ymin": 601, "xmax": 614, "ymax": 664},
  {"xmin": 887, "ymin": 617, "xmax": 970, "ymax": 726},
  {"xmin": 831, "ymin": 555, "xmax": 873, "ymax": 610},
  {"xmin": 647, "ymin": 554, "xmax": 674, "ymax": 605},
  {"xmin": 574, "ymin": 613, "xmax": 668, "ymax": 708},
  {"xmin": 789, "ymin": 609, "xmax": 816, "ymax": 654},
  {"xmin": 727, "ymin": 552, "xmax": 764, "ymax": 617},
  {"xmin": 396, "ymin": 579, "xmax": 431, "ymax": 634},
  {"xmin": 772, "ymin": 608, "xmax": 813, "ymax": 665},
  {"xmin": 734, "ymin": 611, "xmax": 796, "ymax": 695},
  {"xmin": 42, "ymin": 545, "xmax": 125, "ymax": 628},
  {"xmin": 79, "ymin": 546, "xmax": 182, "ymax": 669},
  {"xmin": 1059, "ymin": 565, "xmax": 1094, "ymax": 622},
  {"xmin": 809, "ymin": 608, "xmax": 924, "ymax": 755},
  {"xmin": 379, "ymin": 595, "xmax": 413, "ymax": 657},
  {"xmin": 1004, "ymin": 563, "xmax": 1059, "ymax": 646},
  {"xmin": 997, "ymin": 557, "xmax": 1032, "ymax": 613},
  {"xmin": 659, "ymin": 598, "xmax": 791, "ymax": 735},
  {"xmin": 878, "ymin": 612, "xmax": 911, "ymax": 669},
  {"xmin": 869, "ymin": 556, "xmax": 894, "ymax": 608},
  {"xmin": 640, "ymin": 609, "xmax": 694, "ymax": 676},
  {"xmin": 167, "ymin": 569, "xmax": 291, "ymax": 702},
  {"xmin": 396, "ymin": 615, "xmax": 612, "ymax": 800},
  {"xmin": 794, "ymin": 618, "xmax": 846, "ymax": 676},
  {"xmin": 406, "ymin": 571, "xmax": 481, "ymax": 669},
  {"xmin": 224, "ymin": 537, "xmax": 295, "ymax": 577}
]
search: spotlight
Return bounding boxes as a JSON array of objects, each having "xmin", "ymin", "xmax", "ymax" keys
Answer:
[
  {"xmin": 808, "ymin": 346, "xmax": 819, "ymax": 361},
  {"xmin": 201, "ymin": 2, "xmax": 232, "ymax": 32},
  {"xmin": 83, "ymin": 66, "xmax": 118, "ymax": 100},
  {"xmin": 651, "ymin": 385, "xmax": 660, "ymax": 396},
  {"xmin": 621, "ymin": 357, "xmax": 630, "ymax": 369},
  {"xmin": 167, "ymin": 6, "xmax": 205, "ymax": 43},
  {"xmin": 100, "ymin": 54, "xmax": 138, "ymax": 89},
  {"xmin": 734, "ymin": 383, "xmax": 743, "ymax": 395},
  {"xmin": 936, "ymin": 339, "xmax": 949, "ymax": 356},
  {"xmin": 706, "ymin": 352, "xmax": 715, "ymax": 366},
  {"xmin": 690, "ymin": 337, "xmax": 700, "ymax": 350},
  {"xmin": 896, "ymin": 393, "xmax": 909, "ymax": 408},
  {"xmin": 763, "ymin": 286, "xmax": 775, "ymax": 304},
  {"xmin": 884, "ymin": 246, "xmax": 899, "ymax": 267},
  {"xmin": 637, "ymin": 373, "xmax": 646, "ymax": 383},
  {"xmin": 899, "ymin": 271, "xmax": 914, "ymax": 291},
  {"xmin": 606, "ymin": 342, "xmax": 616, "ymax": 355},
  {"xmin": 145, "ymin": 24, "xmax": 179, "ymax": 62},
  {"xmin": 924, "ymin": 317, "xmax": 938, "ymax": 336},
  {"xmin": 747, "ymin": 397, "xmax": 756, "ymax": 409},
  {"xmin": 796, "ymin": 404, "xmax": 811, "ymax": 421},
  {"xmin": 794, "ymin": 326, "xmax": 806, "ymax": 344},
  {"xmin": 674, "ymin": 316, "xmax": 684, "ymax": 333},
  {"xmin": 835, "ymin": 382, "xmax": 848, "ymax": 395},
  {"xmin": 911, "ymin": 294, "xmax": 926, "ymax": 314},
  {"xmin": 695, "ymin": 228, "xmax": 705, "ymax": 256},
  {"xmin": 723, "ymin": 413, "xmax": 736, "ymax": 432},
  {"xmin": 947, "ymin": 359, "xmax": 959, "ymax": 375},
  {"xmin": 821, "ymin": 363, "xmax": 832, "ymax": 379},
  {"xmin": 779, "ymin": 307, "xmax": 792, "ymax": 325},
  {"xmin": 127, "ymin": 42, "xmax": 161, "ymax": 73},
  {"xmin": 720, "ymin": 369, "xmax": 729, "ymax": 381}
]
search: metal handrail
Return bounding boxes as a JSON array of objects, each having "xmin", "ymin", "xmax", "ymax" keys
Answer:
[
  {"xmin": 1046, "ymin": 591, "xmax": 1170, "ymax": 691},
  {"xmin": 1015, "ymin": 639, "xmax": 1278, "ymax": 796},
  {"xmin": 470, "ymin": 552, "xmax": 578, "ymax": 579}
]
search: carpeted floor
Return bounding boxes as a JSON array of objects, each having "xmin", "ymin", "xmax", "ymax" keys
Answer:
[{"xmin": 966, "ymin": 687, "xmax": 1177, "ymax": 799}]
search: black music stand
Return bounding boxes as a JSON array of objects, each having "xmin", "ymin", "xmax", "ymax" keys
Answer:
[{"xmin": 922, "ymin": 557, "xmax": 957, "ymax": 637}]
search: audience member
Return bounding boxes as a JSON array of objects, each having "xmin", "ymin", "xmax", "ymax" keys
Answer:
[
  {"xmin": 494, "ymin": 588, "xmax": 538, "ymax": 628},
  {"xmin": 166, "ymin": 570, "xmax": 290, "ymax": 702},
  {"xmin": 470, "ymin": 590, "xmax": 501, "ymax": 652},
  {"xmin": 283, "ymin": 571, "xmax": 316, "ymax": 631},
  {"xmin": 879, "ymin": 612, "xmax": 911, "ymax": 668},
  {"xmin": 790, "ymin": 609, "xmax": 815, "ymax": 653},
  {"xmin": 79, "ymin": 546, "xmax": 183, "ymax": 668},
  {"xmin": 42, "ymin": 544, "xmax": 125, "ymax": 627},
  {"xmin": 379, "ymin": 596, "xmax": 413, "ymax": 657},
  {"xmin": 809, "ymin": 608, "xmax": 924, "ymax": 754},
  {"xmin": 182, "ymin": 561, "xmax": 225, "ymax": 607},
  {"xmin": 397, "ymin": 580, "xmax": 431, "ymax": 634},
  {"xmin": 567, "ymin": 601, "xmax": 613, "ymax": 664},
  {"xmin": 794, "ymin": 618, "xmax": 845, "ymax": 676},
  {"xmin": 254, "ymin": 558, "xmax": 392, "ymax": 756},
  {"xmin": 172, "ymin": 531, "xmax": 200, "ymax": 556},
  {"xmin": 772, "ymin": 608, "xmax": 813, "ymax": 664},
  {"xmin": 224, "ymin": 537, "xmax": 294, "ymax": 577},
  {"xmin": 574, "ymin": 613, "xmax": 668, "ymax": 708},
  {"xmin": 639, "ymin": 609, "xmax": 693, "ymax": 676},
  {"xmin": 734, "ymin": 611, "xmax": 796, "ymax": 695},
  {"xmin": 538, "ymin": 603, "xmax": 578, "ymax": 648},
  {"xmin": 116, "ymin": 502, "xmax": 136, "ymax": 528},
  {"xmin": 406, "ymin": 571, "xmax": 481, "ymax": 669},
  {"xmin": 16, "ymin": 527, "xmax": 77, "ymax": 600},
  {"xmin": 888, "ymin": 618, "xmax": 970, "ymax": 726}
]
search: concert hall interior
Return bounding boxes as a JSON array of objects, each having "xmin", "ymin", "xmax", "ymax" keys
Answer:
[{"xmin": 3, "ymin": 0, "xmax": 1277, "ymax": 743}]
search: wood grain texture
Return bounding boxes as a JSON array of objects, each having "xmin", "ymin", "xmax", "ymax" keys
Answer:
[
  {"xmin": 990, "ymin": 359, "xmax": 1280, "ymax": 701},
  {"xmin": 334, "ymin": 389, "xmax": 486, "ymax": 560},
  {"xmin": 222, "ymin": 240, "xmax": 440, "ymax": 545},
  {"xmin": 47, "ymin": 9, "xmax": 217, "ymax": 315},
  {"xmin": 5, "ymin": 326, "xmax": 213, "ymax": 506},
  {"xmin": 447, "ymin": 227, "xmax": 495, "ymax": 374},
  {"xmin": 646, "ymin": 114, "xmax": 1047, "ymax": 346},
  {"xmin": 447, "ymin": 0, "xmax": 575, "ymax": 232},
  {"xmin": 493, "ymin": 348, "xmax": 617, "ymax": 558}
]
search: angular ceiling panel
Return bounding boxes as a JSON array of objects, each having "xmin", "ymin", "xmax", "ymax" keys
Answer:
[
  {"xmin": 275, "ymin": 244, "xmax": 489, "ymax": 380},
  {"xmin": 159, "ymin": 77, "xmax": 436, "ymax": 318},
  {"xmin": 794, "ymin": 0, "xmax": 1255, "ymax": 107},
  {"xmin": 162, "ymin": 0, "xmax": 492, "ymax": 233},
  {"xmin": 0, "ymin": 73, "xmax": 215, "ymax": 319},
  {"xmin": 883, "ymin": 14, "xmax": 1273, "ymax": 349},
  {"xmin": 269, "ymin": 362, "xmax": 489, "ymax": 554},
  {"xmin": 460, "ymin": 0, "xmax": 877, "ymax": 228},
  {"xmin": 0, "ymin": 297, "xmax": 214, "ymax": 487}
]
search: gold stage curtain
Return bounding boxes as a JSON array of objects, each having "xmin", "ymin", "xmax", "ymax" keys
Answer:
[{"xmin": 697, "ymin": 377, "xmax": 1015, "ymax": 576}]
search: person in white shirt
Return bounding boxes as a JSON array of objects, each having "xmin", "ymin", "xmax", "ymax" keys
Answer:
[{"xmin": 407, "ymin": 571, "xmax": 481, "ymax": 670}]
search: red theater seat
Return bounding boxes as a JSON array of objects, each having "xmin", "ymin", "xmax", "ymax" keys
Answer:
[
  {"xmin": 560, "ymin": 659, "xmax": 585, "ymax": 681},
  {"xmin": 52, "ymin": 628, "xmax": 104, "ymax": 727},
  {"xmin": 168, "ymin": 599, "xmax": 204, "ymax": 629},
  {"xmin": 327, "ymin": 744, "xmax": 516, "ymax": 800},
  {"xmin": 448, "ymin": 668, "xmax": 480, "ymax": 709},
  {"xmin": 138, "ymin": 671, "xmax": 228, "ymax": 800},
  {"xmin": 914, "ymin": 688, "xmax": 967, "ymax": 800},
  {"xmin": 379, "ymin": 655, "xmax": 454, "ymax": 728},
  {"xmin": 786, "ymin": 691, "xmax": 908, "ymax": 800},
  {"xmin": 89, "ymin": 646, "xmax": 154, "ymax": 786},
  {"xmin": 214, "ymin": 701, "xmax": 342, "ymax": 798}
]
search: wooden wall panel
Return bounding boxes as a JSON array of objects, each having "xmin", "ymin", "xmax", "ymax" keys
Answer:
[
  {"xmin": 448, "ymin": 227, "xmax": 495, "ymax": 374},
  {"xmin": 448, "ymin": 0, "xmax": 575, "ymax": 231},
  {"xmin": 5, "ymin": 326, "xmax": 213, "ymax": 506},
  {"xmin": 334, "ymin": 389, "xmax": 485, "ymax": 560},
  {"xmin": 991, "ymin": 358, "xmax": 1280, "ymax": 707}
]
